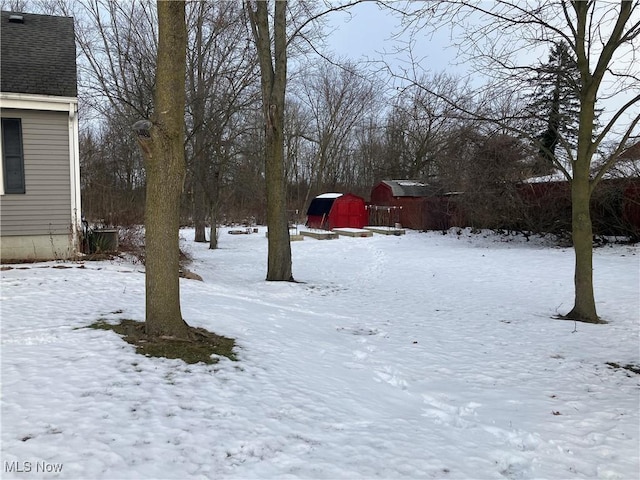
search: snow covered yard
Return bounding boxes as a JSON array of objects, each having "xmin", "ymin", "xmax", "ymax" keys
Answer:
[{"xmin": 1, "ymin": 228, "xmax": 638, "ymax": 480}]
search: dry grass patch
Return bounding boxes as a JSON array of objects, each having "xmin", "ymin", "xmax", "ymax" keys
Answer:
[{"xmin": 89, "ymin": 319, "xmax": 237, "ymax": 365}]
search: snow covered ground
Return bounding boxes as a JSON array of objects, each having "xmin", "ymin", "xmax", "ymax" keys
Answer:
[{"xmin": 1, "ymin": 227, "xmax": 638, "ymax": 480}]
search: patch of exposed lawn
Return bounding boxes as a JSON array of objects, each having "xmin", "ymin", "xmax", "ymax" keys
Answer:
[{"xmin": 89, "ymin": 319, "xmax": 236, "ymax": 365}]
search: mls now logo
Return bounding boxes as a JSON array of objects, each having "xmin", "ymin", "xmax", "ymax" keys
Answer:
[{"xmin": 5, "ymin": 461, "xmax": 63, "ymax": 473}]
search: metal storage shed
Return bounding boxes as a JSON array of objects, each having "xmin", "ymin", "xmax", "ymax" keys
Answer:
[{"xmin": 306, "ymin": 193, "xmax": 368, "ymax": 230}]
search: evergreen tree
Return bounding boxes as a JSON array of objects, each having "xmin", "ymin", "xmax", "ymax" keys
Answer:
[{"xmin": 528, "ymin": 41, "xmax": 581, "ymax": 175}]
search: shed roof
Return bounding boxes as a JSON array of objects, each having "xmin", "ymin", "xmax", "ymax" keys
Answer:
[
  {"xmin": 316, "ymin": 193, "xmax": 343, "ymax": 199},
  {"xmin": 1, "ymin": 11, "xmax": 77, "ymax": 97},
  {"xmin": 380, "ymin": 180, "xmax": 437, "ymax": 197}
]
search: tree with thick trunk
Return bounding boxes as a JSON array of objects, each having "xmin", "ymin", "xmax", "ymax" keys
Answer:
[
  {"xmin": 564, "ymin": 0, "xmax": 639, "ymax": 322},
  {"xmin": 134, "ymin": 0, "xmax": 190, "ymax": 338},
  {"xmin": 244, "ymin": 0, "xmax": 366, "ymax": 281},
  {"xmin": 245, "ymin": 0, "xmax": 293, "ymax": 281}
]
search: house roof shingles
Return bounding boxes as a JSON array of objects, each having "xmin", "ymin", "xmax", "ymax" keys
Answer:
[{"xmin": 1, "ymin": 11, "xmax": 77, "ymax": 98}]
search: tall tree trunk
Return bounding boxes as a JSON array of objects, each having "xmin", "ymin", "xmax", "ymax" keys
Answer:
[
  {"xmin": 264, "ymin": 97, "xmax": 293, "ymax": 280},
  {"xmin": 209, "ymin": 203, "xmax": 219, "ymax": 249},
  {"xmin": 563, "ymin": 1, "xmax": 619, "ymax": 324},
  {"xmin": 209, "ymin": 170, "xmax": 220, "ymax": 250},
  {"xmin": 246, "ymin": 0, "xmax": 293, "ymax": 281},
  {"xmin": 565, "ymin": 94, "xmax": 601, "ymax": 323},
  {"xmin": 194, "ymin": 179, "xmax": 207, "ymax": 242},
  {"xmin": 566, "ymin": 166, "xmax": 600, "ymax": 322},
  {"xmin": 191, "ymin": 5, "xmax": 207, "ymax": 244},
  {"xmin": 192, "ymin": 130, "xmax": 208, "ymax": 243},
  {"xmin": 137, "ymin": 0, "xmax": 190, "ymax": 338}
]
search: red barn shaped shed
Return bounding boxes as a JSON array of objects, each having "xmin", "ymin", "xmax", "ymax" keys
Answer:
[
  {"xmin": 370, "ymin": 180, "xmax": 435, "ymax": 229},
  {"xmin": 370, "ymin": 180, "xmax": 464, "ymax": 230},
  {"xmin": 306, "ymin": 193, "xmax": 368, "ymax": 230}
]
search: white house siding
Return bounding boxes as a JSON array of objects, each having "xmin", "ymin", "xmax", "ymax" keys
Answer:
[{"xmin": 1, "ymin": 108, "xmax": 73, "ymax": 259}]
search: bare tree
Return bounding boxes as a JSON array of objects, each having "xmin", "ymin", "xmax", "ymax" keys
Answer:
[
  {"xmin": 566, "ymin": 1, "xmax": 639, "ymax": 322},
  {"xmin": 380, "ymin": 73, "xmax": 474, "ymax": 182},
  {"xmin": 244, "ymin": 0, "xmax": 367, "ymax": 281},
  {"xmin": 13, "ymin": 1, "xmax": 157, "ymax": 228},
  {"xmin": 350, "ymin": 116, "xmax": 386, "ymax": 192},
  {"xmin": 0, "ymin": 0, "xmax": 28, "ymax": 10},
  {"xmin": 133, "ymin": 0, "xmax": 190, "ymax": 338},
  {"xmin": 186, "ymin": 1, "xmax": 259, "ymax": 247},
  {"xmin": 245, "ymin": 0, "xmax": 293, "ymax": 281},
  {"xmin": 187, "ymin": 0, "xmax": 211, "ymax": 244},
  {"xmin": 283, "ymin": 98, "xmax": 315, "ymax": 210},
  {"xmin": 391, "ymin": 0, "xmax": 640, "ymax": 323},
  {"xmin": 296, "ymin": 60, "xmax": 380, "ymax": 200},
  {"xmin": 65, "ymin": 0, "xmax": 157, "ymax": 120},
  {"xmin": 80, "ymin": 117, "xmax": 146, "ymax": 226},
  {"xmin": 48, "ymin": 0, "xmax": 157, "ymax": 226}
]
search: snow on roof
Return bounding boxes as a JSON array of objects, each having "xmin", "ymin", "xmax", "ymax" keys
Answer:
[
  {"xmin": 393, "ymin": 180, "xmax": 426, "ymax": 187},
  {"xmin": 381, "ymin": 180, "xmax": 435, "ymax": 197},
  {"xmin": 316, "ymin": 193, "xmax": 343, "ymax": 199},
  {"xmin": 524, "ymin": 158, "xmax": 640, "ymax": 184},
  {"xmin": 523, "ymin": 171, "xmax": 568, "ymax": 183}
]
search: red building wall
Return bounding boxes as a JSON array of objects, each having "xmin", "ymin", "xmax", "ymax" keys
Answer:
[
  {"xmin": 370, "ymin": 183, "xmax": 426, "ymax": 229},
  {"xmin": 328, "ymin": 193, "xmax": 368, "ymax": 229},
  {"xmin": 306, "ymin": 193, "xmax": 367, "ymax": 230}
]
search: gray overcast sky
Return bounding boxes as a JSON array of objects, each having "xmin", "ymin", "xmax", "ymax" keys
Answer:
[
  {"xmin": 322, "ymin": 2, "xmax": 637, "ymax": 129},
  {"xmin": 323, "ymin": 2, "xmax": 463, "ymax": 75}
]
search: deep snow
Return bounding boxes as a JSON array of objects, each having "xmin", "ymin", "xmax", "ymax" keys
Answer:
[{"xmin": 1, "ymin": 227, "xmax": 638, "ymax": 480}]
